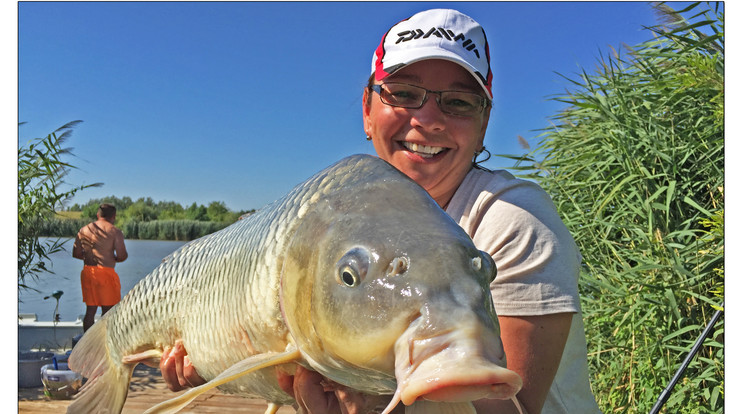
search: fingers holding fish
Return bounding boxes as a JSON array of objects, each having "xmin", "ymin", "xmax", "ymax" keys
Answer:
[
  {"xmin": 293, "ymin": 366, "xmax": 342, "ymax": 414},
  {"xmin": 333, "ymin": 384, "xmax": 402, "ymax": 414},
  {"xmin": 160, "ymin": 340, "xmax": 207, "ymax": 391},
  {"xmin": 288, "ymin": 366, "xmax": 402, "ymax": 414},
  {"xmin": 160, "ymin": 344, "xmax": 185, "ymax": 392}
]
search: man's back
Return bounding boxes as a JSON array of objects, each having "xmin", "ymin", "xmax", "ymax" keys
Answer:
[{"xmin": 73, "ymin": 219, "xmax": 127, "ymax": 268}]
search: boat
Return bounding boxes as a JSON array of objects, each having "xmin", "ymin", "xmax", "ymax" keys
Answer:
[
  {"xmin": 18, "ymin": 313, "xmax": 86, "ymax": 391},
  {"xmin": 18, "ymin": 313, "xmax": 84, "ymax": 351}
]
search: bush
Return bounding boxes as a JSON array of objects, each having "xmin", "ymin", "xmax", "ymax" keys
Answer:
[
  {"xmin": 18, "ymin": 121, "xmax": 101, "ymax": 290},
  {"xmin": 507, "ymin": 3, "xmax": 723, "ymax": 412}
]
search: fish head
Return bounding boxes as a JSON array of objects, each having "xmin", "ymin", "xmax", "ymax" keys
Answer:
[{"xmin": 280, "ymin": 155, "xmax": 522, "ymax": 402}]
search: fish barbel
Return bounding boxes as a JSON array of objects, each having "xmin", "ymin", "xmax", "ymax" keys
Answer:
[{"xmin": 67, "ymin": 154, "xmax": 522, "ymax": 414}]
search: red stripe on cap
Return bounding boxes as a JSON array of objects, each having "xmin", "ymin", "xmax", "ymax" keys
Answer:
[
  {"xmin": 374, "ymin": 35, "xmax": 389, "ymax": 81},
  {"xmin": 483, "ymin": 36, "xmax": 493, "ymax": 98},
  {"xmin": 374, "ymin": 17, "xmax": 411, "ymax": 81}
]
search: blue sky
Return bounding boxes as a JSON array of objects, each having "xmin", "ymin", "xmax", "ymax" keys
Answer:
[{"xmin": 17, "ymin": 1, "xmax": 686, "ymax": 212}]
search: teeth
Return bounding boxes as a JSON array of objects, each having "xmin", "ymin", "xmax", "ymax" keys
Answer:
[{"xmin": 402, "ymin": 142, "xmax": 445, "ymax": 158}]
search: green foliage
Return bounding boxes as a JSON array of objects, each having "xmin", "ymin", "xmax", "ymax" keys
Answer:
[
  {"xmin": 699, "ymin": 209, "xmax": 723, "ymax": 311},
  {"xmin": 121, "ymin": 198, "xmax": 159, "ymax": 223},
  {"xmin": 157, "ymin": 201, "xmax": 185, "ymax": 220},
  {"xmin": 49, "ymin": 195, "xmax": 254, "ymax": 241},
  {"xmin": 185, "ymin": 202, "xmax": 209, "ymax": 221},
  {"xmin": 206, "ymin": 201, "xmax": 231, "ymax": 222},
  {"xmin": 503, "ymin": 3, "xmax": 723, "ymax": 412},
  {"xmin": 67, "ymin": 196, "xmax": 250, "ymax": 231},
  {"xmin": 18, "ymin": 121, "xmax": 101, "ymax": 290},
  {"xmin": 120, "ymin": 220, "xmax": 229, "ymax": 241}
]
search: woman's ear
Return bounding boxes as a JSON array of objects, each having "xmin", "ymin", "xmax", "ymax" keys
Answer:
[{"xmin": 362, "ymin": 87, "xmax": 372, "ymax": 137}]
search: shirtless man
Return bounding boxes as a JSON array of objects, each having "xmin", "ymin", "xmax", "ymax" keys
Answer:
[{"xmin": 72, "ymin": 203, "xmax": 128, "ymax": 331}]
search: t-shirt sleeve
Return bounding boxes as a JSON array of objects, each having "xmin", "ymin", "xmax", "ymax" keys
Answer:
[{"xmin": 448, "ymin": 170, "xmax": 582, "ymax": 316}]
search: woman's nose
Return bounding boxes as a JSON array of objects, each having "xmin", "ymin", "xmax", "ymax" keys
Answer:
[{"xmin": 410, "ymin": 94, "xmax": 446, "ymax": 131}]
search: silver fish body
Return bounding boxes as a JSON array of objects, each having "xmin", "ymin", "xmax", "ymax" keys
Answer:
[{"xmin": 68, "ymin": 154, "xmax": 522, "ymax": 414}]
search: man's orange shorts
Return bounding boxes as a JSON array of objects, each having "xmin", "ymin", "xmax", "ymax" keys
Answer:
[{"xmin": 80, "ymin": 265, "xmax": 121, "ymax": 307}]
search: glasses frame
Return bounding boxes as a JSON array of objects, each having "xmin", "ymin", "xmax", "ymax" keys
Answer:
[{"xmin": 370, "ymin": 82, "xmax": 490, "ymax": 117}]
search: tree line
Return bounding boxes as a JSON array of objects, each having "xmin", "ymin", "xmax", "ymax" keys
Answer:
[
  {"xmin": 42, "ymin": 196, "xmax": 256, "ymax": 241},
  {"xmin": 66, "ymin": 195, "xmax": 254, "ymax": 224}
]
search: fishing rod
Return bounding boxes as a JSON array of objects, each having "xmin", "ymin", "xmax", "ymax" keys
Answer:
[{"xmin": 649, "ymin": 304, "xmax": 723, "ymax": 414}]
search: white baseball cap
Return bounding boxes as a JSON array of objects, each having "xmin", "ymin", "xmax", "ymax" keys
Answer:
[{"xmin": 371, "ymin": 9, "xmax": 493, "ymax": 99}]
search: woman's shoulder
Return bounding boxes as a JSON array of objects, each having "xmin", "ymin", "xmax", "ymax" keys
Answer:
[{"xmin": 447, "ymin": 168, "xmax": 555, "ymax": 220}]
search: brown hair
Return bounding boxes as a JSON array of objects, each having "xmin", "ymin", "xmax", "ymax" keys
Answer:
[
  {"xmin": 98, "ymin": 203, "xmax": 117, "ymax": 219},
  {"xmin": 365, "ymin": 74, "xmax": 375, "ymax": 107}
]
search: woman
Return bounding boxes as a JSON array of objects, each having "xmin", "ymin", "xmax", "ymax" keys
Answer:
[{"xmin": 161, "ymin": 9, "xmax": 601, "ymax": 414}]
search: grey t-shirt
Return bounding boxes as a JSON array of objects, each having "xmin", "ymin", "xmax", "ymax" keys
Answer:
[{"xmin": 446, "ymin": 167, "xmax": 601, "ymax": 414}]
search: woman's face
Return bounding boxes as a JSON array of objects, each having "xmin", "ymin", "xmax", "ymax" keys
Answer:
[{"xmin": 363, "ymin": 59, "xmax": 491, "ymax": 207}]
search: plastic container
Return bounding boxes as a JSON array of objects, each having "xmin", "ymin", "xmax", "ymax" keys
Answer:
[
  {"xmin": 40, "ymin": 361, "xmax": 83, "ymax": 399},
  {"xmin": 18, "ymin": 351, "xmax": 54, "ymax": 388}
]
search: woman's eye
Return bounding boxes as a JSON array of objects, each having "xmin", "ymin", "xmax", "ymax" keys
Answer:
[
  {"xmin": 390, "ymin": 90, "xmax": 419, "ymax": 101},
  {"xmin": 444, "ymin": 97, "xmax": 476, "ymax": 108}
]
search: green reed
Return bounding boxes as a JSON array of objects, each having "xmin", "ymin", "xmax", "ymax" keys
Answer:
[
  {"xmin": 18, "ymin": 121, "xmax": 102, "ymax": 290},
  {"xmin": 39, "ymin": 217, "xmax": 231, "ymax": 241},
  {"xmin": 502, "ymin": 3, "xmax": 723, "ymax": 412}
]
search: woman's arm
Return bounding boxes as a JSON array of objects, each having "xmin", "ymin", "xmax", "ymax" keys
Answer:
[{"xmin": 473, "ymin": 313, "xmax": 573, "ymax": 414}]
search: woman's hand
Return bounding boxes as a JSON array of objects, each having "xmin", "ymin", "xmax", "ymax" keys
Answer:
[
  {"xmin": 156, "ymin": 342, "xmax": 399, "ymax": 413},
  {"xmin": 278, "ymin": 365, "xmax": 400, "ymax": 414},
  {"xmin": 159, "ymin": 339, "xmax": 207, "ymax": 391}
]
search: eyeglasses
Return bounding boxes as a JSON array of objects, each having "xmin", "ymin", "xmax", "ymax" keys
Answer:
[{"xmin": 370, "ymin": 83, "xmax": 489, "ymax": 117}]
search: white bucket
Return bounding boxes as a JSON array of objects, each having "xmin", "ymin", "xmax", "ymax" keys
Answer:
[{"xmin": 40, "ymin": 362, "xmax": 83, "ymax": 399}]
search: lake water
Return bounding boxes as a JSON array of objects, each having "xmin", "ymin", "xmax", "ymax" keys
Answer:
[{"xmin": 18, "ymin": 238, "xmax": 187, "ymax": 322}]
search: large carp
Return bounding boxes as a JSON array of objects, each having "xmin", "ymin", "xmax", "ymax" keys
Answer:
[{"xmin": 67, "ymin": 154, "xmax": 522, "ymax": 414}]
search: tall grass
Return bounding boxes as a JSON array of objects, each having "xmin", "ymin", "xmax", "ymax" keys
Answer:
[
  {"xmin": 121, "ymin": 220, "xmax": 230, "ymax": 241},
  {"xmin": 505, "ymin": 3, "xmax": 723, "ymax": 412},
  {"xmin": 39, "ymin": 217, "xmax": 231, "ymax": 241}
]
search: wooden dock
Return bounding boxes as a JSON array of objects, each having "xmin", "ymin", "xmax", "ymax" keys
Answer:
[{"xmin": 18, "ymin": 365, "xmax": 296, "ymax": 413}]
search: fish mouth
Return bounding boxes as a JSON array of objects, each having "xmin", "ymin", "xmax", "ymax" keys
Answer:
[
  {"xmin": 393, "ymin": 328, "xmax": 522, "ymax": 406},
  {"xmin": 400, "ymin": 141, "xmax": 448, "ymax": 159}
]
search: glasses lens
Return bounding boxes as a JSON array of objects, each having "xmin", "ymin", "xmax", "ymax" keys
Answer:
[
  {"xmin": 375, "ymin": 83, "xmax": 486, "ymax": 117},
  {"xmin": 440, "ymin": 92, "xmax": 484, "ymax": 116},
  {"xmin": 379, "ymin": 84, "xmax": 426, "ymax": 108}
]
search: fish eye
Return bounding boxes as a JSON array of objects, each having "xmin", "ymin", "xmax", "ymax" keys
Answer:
[
  {"xmin": 335, "ymin": 247, "xmax": 371, "ymax": 288},
  {"xmin": 339, "ymin": 266, "xmax": 360, "ymax": 287},
  {"xmin": 474, "ymin": 251, "xmax": 496, "ymax": 284}
]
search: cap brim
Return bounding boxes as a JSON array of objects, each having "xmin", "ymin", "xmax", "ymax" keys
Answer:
[{"xmin": 379, "ymin": 48, "xmax": 492, "ymax": 99}]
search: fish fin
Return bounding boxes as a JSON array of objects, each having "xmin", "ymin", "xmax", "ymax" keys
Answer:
[
  {"xmin": 381, "ymin": 389, "xmax": 402, "ymax": 414},
  {"xmin": 144, "ymin": 348, "xmax": 302, "ymax": 414},
  {"xmin": 264, "ymin": 403, "xmax": 281, "ymax": 414},
  {"xmin": 404, "ymin": 401, "xmax": 476, "ymax": 414},
  {"xmin": 122, "ymin": 348, "xmax": 164, "ymax": 366},
  {"xmin": 511, "ymin": 396, "xmax": 525, "ymax": 414},
  {"xmin": 67, "ymin": 317, "xmax": 134, "ymax": 414}
]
